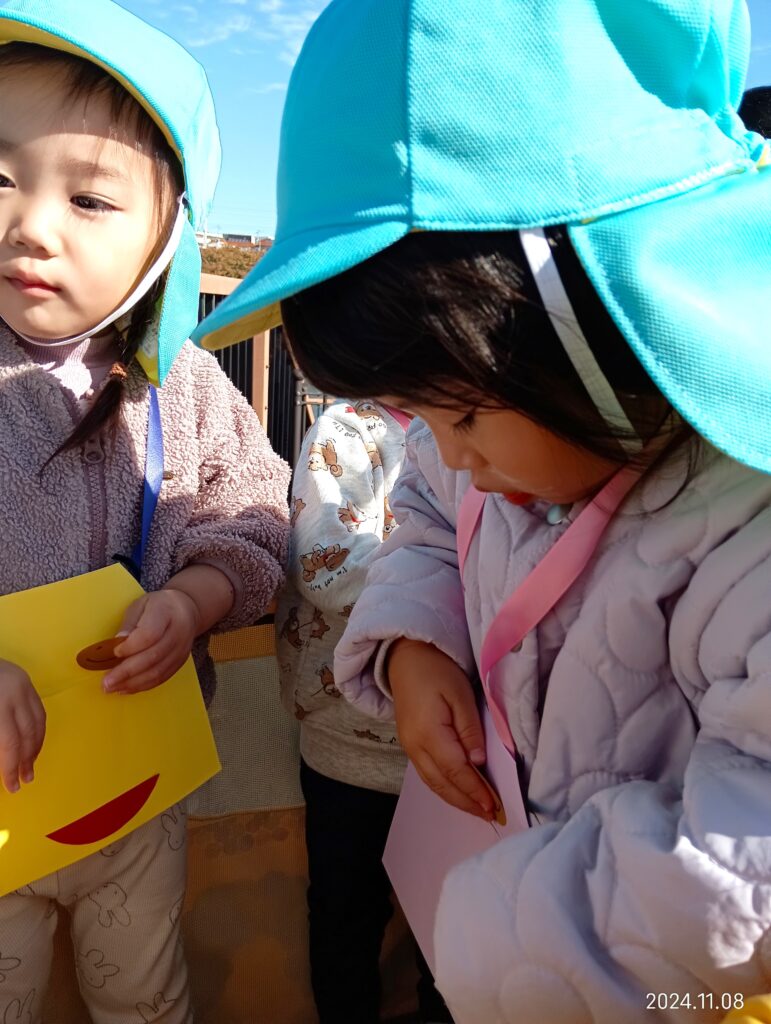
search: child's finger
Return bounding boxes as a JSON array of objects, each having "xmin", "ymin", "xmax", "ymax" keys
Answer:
[
  {"xmin": 13, "ymin": 704, "xmax": 43, "ymax": 784},
  {"xmin": 103, "ymin": 639, "xmax": 176, "ymax": 691},
  {"xmin": 414, "ymin": 750, "xmax": 494, "ymax": 821},
  {"xmin": 106, "ymin": 651, "xmax": 183, "ymax": 695},
  {"xmin": 446, "ymin": 685, "xmax": 487, "ymax": 765},
  {"xmin": 429, "ymin": 722, "xmax": 495, "ymax": 815},
  {"xmin": 113, "ymin": 602, "xmax": 167, "ymax": 659},
  {"xmin": 113, "ymin": 596, "xmax": 148, "ymax": 649},
  {"xmin": 0, "ymin": 721, "xmax": 21, "ymax": 794}
]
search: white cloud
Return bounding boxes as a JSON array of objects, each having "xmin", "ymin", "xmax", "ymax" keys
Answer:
[
  {"xmin": 255, "ymin": 0, "xmax": 325, "ymax": 65},
  {"xmin": 181, "ymin": 0, "xmax": 323, "ymax": 65},
  {"xmin": 187, "ymin": 12, "xmax": 252, "ymax": 47},
  {"xmin": 173, "ymin": 3, "xmax": 200, "ymax": 21},
  {"xmin": 248, "ymin": 81, "xmax": 288, "ymax": 94}
]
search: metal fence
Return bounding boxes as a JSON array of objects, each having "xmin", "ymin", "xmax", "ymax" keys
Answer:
[
  {"xmin": 198, "ymin": 290, "xmax": 256, "ymax": 408},
  {"xmin": 198, "ymin": 285, "xmax": 301, "ymax": 466}
]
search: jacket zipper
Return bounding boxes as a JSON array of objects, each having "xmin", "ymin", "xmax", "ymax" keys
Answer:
[{"xmin": 64, "ymin": 393, "xmax": 109, "ymax": 570}]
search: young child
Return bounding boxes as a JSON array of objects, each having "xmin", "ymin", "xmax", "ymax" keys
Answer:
[
  {"xmin": 277, "ymin": 399, "xmax": 452, "ymax": 1023},
  {"xmin": 0, "ymin": 2, "xmax": 289, "ymax": 1019},
  {"xmin": 194, "ymin": 0, "xmax": 771, "ymax": 1020}
]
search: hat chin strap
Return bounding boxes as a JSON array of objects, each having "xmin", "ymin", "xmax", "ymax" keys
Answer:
[
  {"xmin": 14, "ymin": 197, "xmax": 188, "ymax": 349},
  {"xmin": 519, "ymin": 227, "xmax": 642, "ymax": 457}
]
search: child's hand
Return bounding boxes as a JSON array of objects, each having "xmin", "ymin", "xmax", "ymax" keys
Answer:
[
  {"xmin": 0, "ymin": 660, "xmax": 46, "ymax": 794},
  {"xmin": 103, "ymin": 590, "xmax": 199, "ymax": 695},
  {"xmin": 387, "ymin": 639, "xmax": 494, "ymax": 820}
]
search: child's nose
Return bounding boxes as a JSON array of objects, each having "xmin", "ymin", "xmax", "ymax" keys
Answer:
[
  {"xmin": 7, "ymin": 200, "xmax": 60, "ymax": 256},
  {"xmin": 436, "ymin": 433, "xmax": 484, "ymax": 473}
]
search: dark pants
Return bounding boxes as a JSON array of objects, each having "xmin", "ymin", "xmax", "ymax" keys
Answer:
[{"xmin": 300, "ymin": 760, "xmax": 453, "ymax": 1024}]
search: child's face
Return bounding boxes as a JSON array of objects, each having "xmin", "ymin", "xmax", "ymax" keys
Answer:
[
  {"xmin": 391, "ymin": 400, "xmax": 618, "ymax": 504},
  {"xmin": 0, "ymin": 64, "xmax": 160, "ymax": 339}
]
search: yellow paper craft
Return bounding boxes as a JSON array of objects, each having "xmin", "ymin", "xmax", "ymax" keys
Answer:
[{"xmin": 0, "ymin": 563, "xmax": 221, "ymax": 896}]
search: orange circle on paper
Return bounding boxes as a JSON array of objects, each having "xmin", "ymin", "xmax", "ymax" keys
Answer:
[{"xmin": 76, "ymin": 637, "xmax": 124, "ymax": 671}]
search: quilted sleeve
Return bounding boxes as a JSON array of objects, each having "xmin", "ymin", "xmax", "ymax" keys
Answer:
[
  {"xmin": 334, "ymin": 422, "xmax": 474, "ymax": 720},
  {"xmin": 435, "ymin": 504, "xmax": 771, "ymax": 1023},
  {"xmin": 172, "ymin": 351, "xmax": 291, "ymax": 632}
]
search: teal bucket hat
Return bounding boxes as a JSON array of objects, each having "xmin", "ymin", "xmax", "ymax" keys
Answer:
[
  {"xmin": 0, "ymin": 0, "xmax": 221, "ymax": 385},
  {"xmin": 193, "ymin": 0, "xmax": 771, "ymax": 474}
]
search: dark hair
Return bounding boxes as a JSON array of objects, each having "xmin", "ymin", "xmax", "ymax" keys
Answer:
[
  {"xmin": 740, "ymin": 85, "xmax": 771, "ymax": 139},
  {"xmin": 282, "ymin": 230, "xmax": 692, "ymax": 469},
  {"xmin": 0, "ymin": 42, "xmax": 184, "ymax": 453}
]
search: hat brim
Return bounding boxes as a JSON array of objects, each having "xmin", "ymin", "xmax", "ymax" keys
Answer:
[
  {"xmin": 0, "ymin": 21, "xmax": 184, "ymax": 169},
  {"xmin": 570, "ymin": 165, "xmax": 771, "ymax": 475},
  {"xmin": 194, "ymin": 163, "xmax": 771, "ymax": 475},
  {"xmin": 192, "ymin": 219, "xmax": 409, "ymax": 350}
]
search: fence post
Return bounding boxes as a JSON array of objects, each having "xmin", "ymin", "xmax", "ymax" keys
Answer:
[{"xmin": 251, "ymin": 331, "xmax": 270, "ymax": 428}]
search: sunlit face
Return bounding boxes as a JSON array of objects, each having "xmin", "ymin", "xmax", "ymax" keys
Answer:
[
  {"xmin": 388, "ymin": 400, "xmax": 618, "ymax": 504},
  {"xmin": 0, "ymin": 63, "xmax": 159, "ymax": 339}
]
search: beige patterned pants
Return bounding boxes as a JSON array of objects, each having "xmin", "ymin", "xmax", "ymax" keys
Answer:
[{"xmin": 0, "ymin": 808, "xmax": 191, "ymax": 1024}]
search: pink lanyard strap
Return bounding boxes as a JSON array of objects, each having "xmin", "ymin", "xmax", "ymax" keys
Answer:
[
  {"xmin": 456, "ymin": 466, "xmax": 641, "ymax": 754},
  {"xmin": 380, "ymin": 405, "xmax": 413, "ymax": 431}
]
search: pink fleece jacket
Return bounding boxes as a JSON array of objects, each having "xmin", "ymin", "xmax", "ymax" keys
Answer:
[{"xmin": 0, "ymin": 323, "xmax": 291, "ymax": 704}]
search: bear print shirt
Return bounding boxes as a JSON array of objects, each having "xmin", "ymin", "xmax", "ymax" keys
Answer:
[{"xmin": 276, "ymin": 400, "xmax": 407, "ymax": 794}]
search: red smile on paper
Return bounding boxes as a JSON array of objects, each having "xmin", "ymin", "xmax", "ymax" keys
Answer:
[{"xmin": 46, "ymin": 774, "xmax": 160, "ymax": 845}]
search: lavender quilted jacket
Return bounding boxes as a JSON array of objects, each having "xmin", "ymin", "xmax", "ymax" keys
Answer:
[{"xmin": 335, "ymin": 421, "xmax": 771, "ymax": 1023}]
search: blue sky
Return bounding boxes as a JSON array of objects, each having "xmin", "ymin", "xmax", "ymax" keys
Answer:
[{"xmin": 119, "ymin": 0, "xmax": 771, "ymax": 237}]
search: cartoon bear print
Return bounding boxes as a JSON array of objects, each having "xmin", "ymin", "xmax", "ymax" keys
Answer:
[
  {"xmin": 337, "ymin": 500, "xmax": 372, "ymax": 533},
  {"xmin": 294, "ymin": 695, "xmax": 308, "ymax": 721},
  {"xmin": 340, "ymin": 604, "xmax": 354, "ymax": 619},
  {"xmin": 300, "ymin": 543, "xmax": 350, "ymax": 583},
  {"xmin": 313, "ymin": 665, "xmax": 341, "ymax": 699},
  {"xmin": 308, "ymin": 439, "xmax": 343, "ymax": 478},
  {"xmin": 281, "ymin": 608, "xmax": 330, "ymax": 647},
  {"xmin": 137, "ymin": 992, "xmax": 176, "ymax": 1022},
  {"xmin": 354, "ymin": 728, "xmax": 385, "ymax": 743},
  {"xmin": 2, "ymin": 990, "xmax": 34, "ymax": 1024},
  {"xmin": 88, "ymin": 883, "xmax": 131, "ymax": 928},
  {"xmin": 0, "ymin": 955, "xmax": 20, "ymax": 984},
  {"xmin": 354, "ymin": 400, "xmax": 385, "ymax": 429},
  {"xmin": 365, "ymin": 442, "xmax": 382, "ymax": 471},
  {"xmin": 76, "ymin": 949, "xmax": 120, "ymax": 988},
  {"xmin": 299, "ymin": 546, "xmax": 328, "ymax": 583},
  {"xmin": 279, "ymin": 607, "xmax": 304, "ymax": 650},
  {"xmin": 383, "ymin": 495, "xmax": 396, "ymax": 536},
  {"xmin": 161, "ymin": 804, "xmax": 186, "ymax": 852},
  {"xmin": 309, "ymin": 608, "xmax": 330, "ymax": 641},
  {"xmin": 290, "ymin": 497, "xmax": 307, "ymax": 526}
]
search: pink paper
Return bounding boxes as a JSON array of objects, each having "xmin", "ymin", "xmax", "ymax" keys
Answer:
[{"xmin": 384, "ymin": 706, "xmax": 528, "ymax": 972}]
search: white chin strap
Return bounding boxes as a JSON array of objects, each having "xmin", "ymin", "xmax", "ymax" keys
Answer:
[
  {"xmin": 519, "ymin": 227, "xmax": 643, "ymax": 457},
  {"xmin": 14, "ymin": 196, "xmax": 188, "ymax": 349}
]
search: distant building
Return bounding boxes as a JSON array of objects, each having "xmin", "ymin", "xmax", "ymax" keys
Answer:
[
  {"xmin": 223, "ymin": 233, "xmax": 274, "ymax": 253},
  {"xmin": 196, "ymin": 230, "xmax": 273, "ymax": 253},
  {"xmin": 195, "ymin": 230, "xmax": 225, "ymax": 249}
]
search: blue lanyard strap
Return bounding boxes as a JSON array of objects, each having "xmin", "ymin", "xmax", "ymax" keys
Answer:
[{"xmin": 130, "ymin": 384, "xmax": 164, "ymax": 574}]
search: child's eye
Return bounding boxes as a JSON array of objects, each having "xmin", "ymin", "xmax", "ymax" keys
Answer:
[
  {"xmin": 72, "ymin": 195, "xmax": 115, "ymax": 214},
  {"xmin": 0, "ymin": 173, "xmax": 13, "ymax": 188},
  {"xmin": 453, "ymin": 411, "xmax": 477, "ymax": 434}
]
